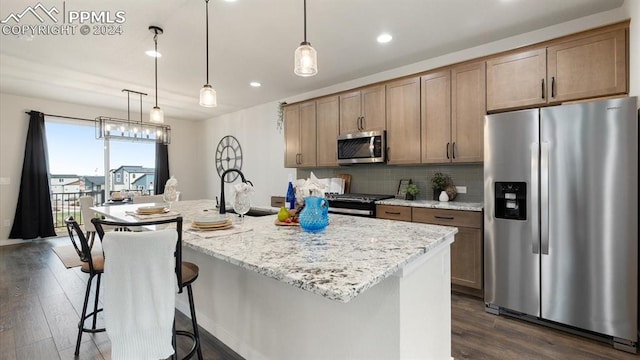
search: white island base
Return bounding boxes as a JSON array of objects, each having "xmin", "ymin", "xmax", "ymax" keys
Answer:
[{"xmin": 177, "ymin": 237, "xmax": 453, "ymax": 360}]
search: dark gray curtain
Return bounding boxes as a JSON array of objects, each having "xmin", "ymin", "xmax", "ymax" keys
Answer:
[
  {"xmin": 154, "ymin": 142, "xmax": 169, "ymax": 195},
  {"xmin": 10, "ymin": 111, "xmax": 56, "ymax": 239}
]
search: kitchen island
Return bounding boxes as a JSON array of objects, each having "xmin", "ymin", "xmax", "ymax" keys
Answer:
[{"xmin": 94, "ymin": 200, "xmax": 457, "ymax": 359}]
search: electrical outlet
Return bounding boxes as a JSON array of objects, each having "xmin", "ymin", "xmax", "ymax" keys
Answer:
[
  {"xmin": 0, "ymin": 177, "xmax": 9, "ymax": 185},
  {"xmin": 3, "ymin": 219, "xmax": 10, "ymax": 227},
  {"xmin": 456, "ymin": 186, "xmax": 467, "ymax": 194}
]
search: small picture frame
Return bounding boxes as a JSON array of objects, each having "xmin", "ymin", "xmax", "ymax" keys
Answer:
[{"xmin": 396, "ymin": 179, "xmax": 411, "ymax": 199}]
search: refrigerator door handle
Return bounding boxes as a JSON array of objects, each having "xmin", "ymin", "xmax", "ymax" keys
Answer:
[
  {"xmin": 540, "ymin": 142, "xmax": 550, "ymax": 255},
  {"xmin": 531, "ymin": 143, "xmax": 540, "ymax": 254}
]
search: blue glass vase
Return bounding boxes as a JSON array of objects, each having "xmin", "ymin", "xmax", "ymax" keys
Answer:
[{"xmin": 298, "ymin": 196, "xmax": 329, "ymax": 233}]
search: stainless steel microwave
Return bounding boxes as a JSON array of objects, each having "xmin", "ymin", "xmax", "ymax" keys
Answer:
[{"xmin": 337, "ymin": 130, "xmax": 386, "ymax": 165}]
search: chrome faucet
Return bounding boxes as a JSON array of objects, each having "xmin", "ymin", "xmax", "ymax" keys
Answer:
[{"xmin": 219, "ymin": 169, "xmax": 253, "ymax": 215}]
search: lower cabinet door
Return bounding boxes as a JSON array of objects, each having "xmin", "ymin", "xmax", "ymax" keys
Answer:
[{"xmin": 451, "ymin": 227, "xmax": 483, "ymax": 289}]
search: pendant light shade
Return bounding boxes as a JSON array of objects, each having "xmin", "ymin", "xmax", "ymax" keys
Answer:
[
  {"xmin": 294, "ymin": 0, "xmax": 317, "ymax": 77},
  {"xmin": 200, "ymin": 84, "xmax": 217, "ymax": 107},
  {"xmin": 149, "ymin": 25, "xmax": 164, "ymax": 123},
  {"xmin": 200, "ymin": 0, "xmax": 218, "ymax": 107},
  {"xmin": 150, "ymin": 106, "xmax": 164, "ymax": 123}
]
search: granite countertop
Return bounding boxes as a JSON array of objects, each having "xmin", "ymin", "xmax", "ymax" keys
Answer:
[
  {"xmin": 174, "ymin": 200, "xmax": 458, "ymax": 303},
  {"xmin": 376, "ymin": 198, "xmax": 483, "ymax": 212}
]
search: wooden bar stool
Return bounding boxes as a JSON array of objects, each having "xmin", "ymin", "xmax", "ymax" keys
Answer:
[
  {"xmin": 92, "ymin": 216, "xmax": 202, "ymax": 360},
  {"xmin": 64, "ymin": 216, "xmax": 106, "ymax": 356}
]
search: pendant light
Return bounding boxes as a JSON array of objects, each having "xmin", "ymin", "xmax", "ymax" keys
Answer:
[
  {"xmin": 149, "ymin": 25, "xmax": 164, "ymax": 123},
  {"xmin": 199, "ymin": 0, "xmax": 217, "ymax": 107},
  {"xmin": 294, "ymin": 0, "xmax": 318, "ymax": 77}
]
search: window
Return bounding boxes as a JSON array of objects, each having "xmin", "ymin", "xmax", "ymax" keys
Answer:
[{"xmin": 45, "ymin": 117, "xmax": 156, "ymax": 227}]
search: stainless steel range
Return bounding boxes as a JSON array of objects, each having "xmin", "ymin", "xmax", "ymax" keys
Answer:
[{"xmin": 325, "ymin": 193, "xmax": 394, "ymax": 217}]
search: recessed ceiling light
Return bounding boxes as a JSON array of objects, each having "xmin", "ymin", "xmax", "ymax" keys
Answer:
[
  {"xmin": 224, "ymin": 0, "xmax": 237, "ymax": 2},
  {"xmin": 250, "ymin": 82, "xmax": 262, "ymax": 87},
  {"xmin": 145, "ymin": 50, "xmax": 162, "ymax": 57},
  {"xmin": 377, "ymin": 33, "xmax": 392, "ymax": 44}
]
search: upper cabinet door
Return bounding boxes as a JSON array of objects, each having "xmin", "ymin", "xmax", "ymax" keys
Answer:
[
  {"xmin": 360, "ymin": 85, "xmax": 386, "ymax": 132},
  {"xmin": 339, "ymin": 85, "xmax": 386, "ymax": 134},
  {"xmin": 452, "ymin": 61, "xmax": 485, "ymax": 163},
  {"xmin": 283, "ymin": 105, "xmax": 300, "ymax": 168},
  {"xmin": 316, "ymin": 96, "xmax": 339, "ymax": 167},
  {"xmin": 547, "ymin": 28, "xmax": 627, "ymax": 103},
  {"xmin": 487, "ymin": 48, "xmax": 547, "ymax": 111},
  {"xmin": 339, "ymin": 90, "xmax": 362, "ymax": 134},
  {"xmin": 298, "ymin": 101, "xmax": 317, "ymax": 167},
  {"xmin": 386, "ymin": 77, "xmax": 421, "ymax": 165},
  {"xmin": 421, "ymin": 70, "xmax": 451, "ymax": 164}
]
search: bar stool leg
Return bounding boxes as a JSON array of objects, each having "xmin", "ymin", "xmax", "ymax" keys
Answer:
[
  {"xmin": 91, "ymin": 274, "xmax": 101, "ymax": 329},
  {"xmin": 186, "ymin": 284, "xmax": 203, "ymax": 360},
  {"xmin": 75, "ymin": 275, "xmax": 93, "ymax": 355}
]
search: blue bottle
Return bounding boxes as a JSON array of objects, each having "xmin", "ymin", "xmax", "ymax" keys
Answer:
[{"xmin": 285, "ymin": 181, "xmax": 296, "ymax": 210}]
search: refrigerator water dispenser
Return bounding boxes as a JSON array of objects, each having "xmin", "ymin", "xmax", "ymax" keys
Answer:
[{"xmin": 494, "ymin": 182, "xmax": 526, "ymax": 220}]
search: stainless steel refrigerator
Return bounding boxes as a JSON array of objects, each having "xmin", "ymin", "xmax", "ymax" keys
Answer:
[{"xmin": 484, "ymin": 97, "xmax": 638, "ymax": 352}]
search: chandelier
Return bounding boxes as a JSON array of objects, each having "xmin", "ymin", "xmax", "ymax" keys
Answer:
[{"xmin": 95, "ymin": 89, "xmax": 171, "ymax": 145}]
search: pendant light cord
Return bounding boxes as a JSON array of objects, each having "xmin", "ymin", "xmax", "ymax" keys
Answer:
[
  {"xmin": 154, "ymin": 32, "xmax": 159, "ymax": 107},
  {"xmin": 205, "ymin": 0, "xmax": 210, "ymax": 85},
  {"xmin": 303, "ymin": 0, "xmax": 307, "ymax": 43}
]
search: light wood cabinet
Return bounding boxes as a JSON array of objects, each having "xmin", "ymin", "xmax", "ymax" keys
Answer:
[
  {"xmin": 421, "ymin": 62, "xmax": 485, "ymax": 164},
  {"xmin": 339, "ymin": 85, "xmax": 386, "ymax": 134},
  {"xmin": 284, "ymin": 101, "xmax": 316, "ymax": 168},
  {"xmin": 487, "ymin": 48, "xmax": 547, "ymax": 111},
  {"xmin": 421, "ymin": 70, "xmax": 451, "ymax": 163},
  {"xmin": 547, "ymin": 28, "xmax": 626, "ymax": 103},
  {"xmin": 376, "ymin": 205, "xmax": 411, "ymax": 222},
  {"xmin": 412, "ymin": 207, "xmax": 483, "ymax": 297},
  {"xmin": 376, "ymin": 205, "xmax": 484, "ymax": 297},
  {"xmin": 451, "ymin": 61, "xmax": 486, "ymax": 163},
  {"xmin": 385, "ymin": 77, "xmax": 421, "ymax": 165},
  {"xmin": 487, "ymin": 28, "xmax": 627, "ymax": 111},
  {"xmin": 316, "ymin": 96, "xmax": 340, "ymax": 167}
]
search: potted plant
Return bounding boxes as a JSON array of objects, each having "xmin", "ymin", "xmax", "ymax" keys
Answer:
[
  {"xmin": 405, "ymin": 184, "xmax": 419, "ymax": 201},
  {"xmin": 430, "ymin": 172, "xmax": 449, "ymax": 201}
]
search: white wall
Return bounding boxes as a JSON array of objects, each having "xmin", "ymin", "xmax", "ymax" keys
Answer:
[
  {"xmin": 0, "ymin": 92, "xmax": 204, "ymax": 245},
  {"xmin": 202, "ymin": 101, "xmax": 296, "ymax": 208}
]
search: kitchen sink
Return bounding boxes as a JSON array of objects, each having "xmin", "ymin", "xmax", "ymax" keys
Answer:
[{"xmin": 226, "ymin": 208, "xmax": 277, "ymax": 217}]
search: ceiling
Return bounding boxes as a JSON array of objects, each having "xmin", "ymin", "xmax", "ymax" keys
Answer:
[{"xmin": 0, "ymin": 0, "xmax": 625, "ymax": 121}]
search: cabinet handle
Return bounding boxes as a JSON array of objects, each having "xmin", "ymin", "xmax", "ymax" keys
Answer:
[
  {"xmin": 541, "ymin": 78, "xmax": 545, "ymax": 100},
  {"xmin": 446, "ymin": 142, "xmax": 450, "ymax": 159},
  {"xmin": 434, "ymin": 215, "xmax": 455, "ymax": 220},
  {"xmin": 356, "ymin": 116, "xmax": 362, "ymax": 131},
  {"xmin": 551, "ymin": 76, "xmax": 556, "ymax": 98},
  {"xmin": 385, "ymin": 211, "xmax": 401, "ymax": 215},
  {"xmin": 452, "ymin": 142, "xmax": 456, "ymax": 159},
  {"xmin": 299, "ymin": 153, "xmax": 303, "ymax": 165}
]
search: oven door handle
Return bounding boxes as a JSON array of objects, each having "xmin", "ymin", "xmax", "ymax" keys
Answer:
[{"xmin": 329, "ymin": 208, "xmax": 373, "ymax": 216}]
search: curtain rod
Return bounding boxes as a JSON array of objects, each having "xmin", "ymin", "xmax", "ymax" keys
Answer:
[{"xmin": 25, "ymin": 111, "xmax": 95, "ymax": 123}]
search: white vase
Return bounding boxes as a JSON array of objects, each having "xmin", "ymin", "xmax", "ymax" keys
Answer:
[{"xmin": 439, "ymin": 190, "xmax": 449, "ymax": 202}]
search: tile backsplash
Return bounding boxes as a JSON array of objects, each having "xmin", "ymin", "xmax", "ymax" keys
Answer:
[{"xmin": 297, "ymin": 163, "xmax": 484, "ymax": 202}]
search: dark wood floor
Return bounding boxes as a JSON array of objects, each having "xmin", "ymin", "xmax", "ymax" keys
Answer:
[{"xmin": 1, "ymin": 237, "xmax": 638, "ymax": 360}]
